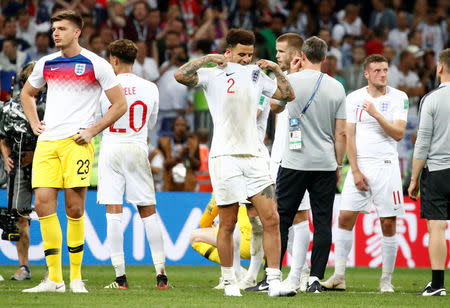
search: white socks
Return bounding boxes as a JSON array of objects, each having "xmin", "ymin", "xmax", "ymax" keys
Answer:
[
  {"xmin": 247, "ymin": 216, "xmax": 264, "ymax": 281},
  {"xmin": 266, "ymin": 267, "xmax": 282, "ymax": 282},
  {"xmin": 142, "ymin": 214, "xmax": 166, "ymax": 275},
  {"xmin": 106, "ymin": 213, "xmax": 125, "ymax": 277},
  {"xmin": 334, "ymin": 228, "xmax": 353, "ymax": 277},
  {"xmin": 221, "ymin": 266, "xmax": 237, "ymax": 282},
  {"xmin": 381, "ymin": 235, "xmax": 397, "ymax": 282},
  {"xmin": 287, "ymin": 220, "xmax": 310, "ymax": 283},
  {"xmin": 249, "ymin": 216, "xmax": 263, "ymax": 255},
  {"xmin": 232, "ymin": 224, "xmax": 242, "ymax": 278}
]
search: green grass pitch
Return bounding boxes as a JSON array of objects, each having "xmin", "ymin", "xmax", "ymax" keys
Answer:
[{"xmin": 0, "ymin": 265, "xmax": 449, "ymax": 307}]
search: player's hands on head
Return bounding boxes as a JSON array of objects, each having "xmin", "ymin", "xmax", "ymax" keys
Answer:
[
  {"xmin": 256, "ymin": 59, "xmax": 280, "ymax": 72},
  {"xmin": 353, "ymin": 170, "xmax": 369, "ymax": 191},
  {"xmin": 32, "ymin": 120, "xmax": 46, "ymax": 136},
  {"xmin": 74, "ymin": 128, "xmax": 94, "ymax": 145},
  {"xmin": 207, "ymin": 54, "xmax": 226, "ymax": 66},
  {"xmin": 408, "ymin": 179, "xmax": 419, "ymax": 201}
]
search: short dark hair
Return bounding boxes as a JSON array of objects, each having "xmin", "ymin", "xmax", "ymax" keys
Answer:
[
  {"xmin": 438, "ymin": 48, "xmax": 450, "ymax": 73},
  {"xmin": 3, "ymin": 37, "xmax": 18, "ymax": 47},
  {"xmin": 407, "ymin": 30, "xmax": 420, "ymax": 41},
  {"xmin": 226, "ymin": 29, "xmax": 255, "ymax": 48},
  {"xmin": 271, "ymin": 12, "xmax": 286, "ymax": 23},
  {"xmin": 362, "ymin": 54, "xmax": 388, "ymax": 70},
  {"xmin": 301, "ymin": 36, "xmax": 327, "ymax": 63},
  {"xmin": 399, "ymin": 49, "xmax": 412, "ymax": 62},
  {"xmin": 89, "ymin": 33, "xmax": 101, "ymax": 45},
  {"xmin": 18, "ymin": 61, "xmax": 35, "ymax": 88},
  {"xmin": 108, "ymin": 39, "xmax": 138, "ymax": 64},
  {"xmin": 276, "ymin": 33, "xmax": 304, "ymax": 53},
  {"xmin": 51, "ymin": 10, "xmax": 83, "ymax": 29},
  {"xmin": 36, "ymin": 32, "xmax": 50, "ymax": 40},
  {"xmin": 195, "ymin": 39, "xmax": 212, "ymax": 54},
  {"xmin": 16, "ymin": 8, "xmax": 29, "ymax": 17},
  {"xmin": 134, "ymin": 0, "xmax": 150, "ymax": 12}
]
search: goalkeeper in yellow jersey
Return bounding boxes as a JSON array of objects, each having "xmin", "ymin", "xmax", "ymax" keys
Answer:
[{"xmin": 190, "ymin": 194, "xmax": 264, "ymax": 289}]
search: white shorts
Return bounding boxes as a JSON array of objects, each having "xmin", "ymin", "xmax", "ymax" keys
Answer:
[
  {"xmin": 97, "ymin": 143, "xmax": 156, "ymax": 206},
  {"xmin": 210, "ymin": 155, "xmax": 274, "ymax": 206},
  {"xmin": 340, "ymin": 159, "xmax": 404, "ymax": 217},
  {"xmin": 269, "ymin": 159, "xmax": 310, "ymax": 211}
]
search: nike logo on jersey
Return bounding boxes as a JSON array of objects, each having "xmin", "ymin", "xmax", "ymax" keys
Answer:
[
  {"xmin": 81, "ymin": 177, "xmax": 87, "ymax": 180},
  {"xmin": 51, "ymin": 67, "xmax": 59, "ymax": 71},
  {"xmin": 226, "ymin": 72, "xmax": 235, "ymax": 76}
]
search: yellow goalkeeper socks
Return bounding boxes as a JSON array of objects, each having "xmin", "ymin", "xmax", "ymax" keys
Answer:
[
  {"xmin": 67, "ymin": 215, "xmax": 85, "ymax": 281},
  {"xmin": 191, "ymin": 242, "xmax": 221, "ymax": 264},
  {"xmin": 39, "ymin": 213, "xmax": 63, "ymax": 283}
]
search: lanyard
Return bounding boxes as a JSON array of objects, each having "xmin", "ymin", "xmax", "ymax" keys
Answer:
[
  {"xmin": 133, "ymin": 19, "xmax": 148, "ymax": 41},
  {"xmin": 299, "ymin": 73, "xmax": 324, "ymax": 118}
]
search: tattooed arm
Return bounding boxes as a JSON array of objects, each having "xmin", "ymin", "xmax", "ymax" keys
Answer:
[
  {"xmin": 256, "ymin": 59, "xmax": 295, "ymax": 102},
  {"xmin": 174, "ymin": 54, "xmax": 226, "ymax": 87}
]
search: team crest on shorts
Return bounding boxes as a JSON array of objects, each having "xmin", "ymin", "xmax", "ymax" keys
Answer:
[{"xmin": 74, "ymin": 63, "xmax": 86, "ymax": 76}]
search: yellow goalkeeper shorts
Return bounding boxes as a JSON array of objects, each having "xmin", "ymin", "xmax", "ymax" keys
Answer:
[{"xmin": 32, "ymin": 135, "xmax": 94, "ymax": 189}]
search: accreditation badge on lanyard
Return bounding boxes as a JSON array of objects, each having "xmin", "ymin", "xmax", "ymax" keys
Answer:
[
  {"xmin": 288, "ymin": 73, "xmax": 324, "ymax": 150},
  {"xmin": 289, "ymin": 118, "xmax": 302, "ymax": 150}
]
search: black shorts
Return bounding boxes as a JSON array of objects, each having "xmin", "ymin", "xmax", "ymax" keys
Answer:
[
  {"xmin": 6, "ymin": 165, "xmax": 33, "ymax": 214},
  {"xmin": 420, "ymin": 167, "xmax": 450, "ymax": 220}
]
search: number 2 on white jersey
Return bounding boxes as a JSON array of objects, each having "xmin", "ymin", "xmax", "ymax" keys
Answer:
[
  {"xmin": 109, "ymin": 100, "xmax": 148, "ymax": 133},
  {"xmin": 227, "ymin": 78, "xmax": 235, "ymax": 94}
]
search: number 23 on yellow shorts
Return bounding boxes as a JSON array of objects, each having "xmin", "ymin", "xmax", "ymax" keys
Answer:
[{"xmin": 32, "ymin": 135, "xmax": 94, "ymax": 189}]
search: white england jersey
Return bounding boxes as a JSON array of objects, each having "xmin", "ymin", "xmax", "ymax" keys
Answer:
[
  {"xmin": 270, "ymin": 71, "xmax": 289, "ymax": 164},
  {"xmin": 99, "ymin": 73, "xmax": 158, "ymax": 151},
  {"xmin": 257, "ymin": 95, "xmax": 270, "ymax": 142},
  {"xmin": 270, "ymin": 108, "xmax": 288, "ymax": 164},
  {"xmin": 28, "ymin": 48, "xmax": 118, "ymax": 140},
  {"xmin": 257, "ymin": 95, "xmax": 271, "ymax": 159},
  {"xmin": 346, "ymin": 86, "xmax": 408, "ymax": 162},
  {"xmin": 197, "ymin": 62, "xmax": 277, "ymax": 157}
]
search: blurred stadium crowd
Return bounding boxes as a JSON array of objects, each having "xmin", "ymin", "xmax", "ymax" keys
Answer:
[{"xmin": 0, "ymin": 0, "xmax": 449, "ymax": 192}]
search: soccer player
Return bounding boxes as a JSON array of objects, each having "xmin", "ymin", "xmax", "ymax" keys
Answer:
[
  {"xmin": 20, "ymin": 10, "xmax": 127, "ymax": 293},
  {"xmin": 322, "ymin": 54, "xmax": 408, "ymax": 293},
  {"xmin": 97, "ymin": 39, "xmax": 167, "ymax": 290},
  {"xmin": 408, "ymin": 48, "xmax": 450, "ymax": 296},
  {"xmin": 192, "ymin": 97, "xmax": 272, "ymax": 291},
  {"xmin": 175, "ymin": 29, "xmax": 295, "ymax": 297},
  {"xmin": 248, "ymin": 33, "xmax": 311, "ymax": 294}
]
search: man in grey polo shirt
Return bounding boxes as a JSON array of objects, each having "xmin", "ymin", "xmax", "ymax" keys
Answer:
[
  {"xmin": 272, "ymin": 36, "xmax": 347, "ymax": 293},
  {"xmin": 408, "ymin": 48, "xmax": 450, "ymax": 297}
]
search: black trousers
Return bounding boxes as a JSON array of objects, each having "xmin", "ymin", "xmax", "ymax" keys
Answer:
[{"xmin": 276, "ymin": 167, "xmax": 337, "ymax": 280}]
